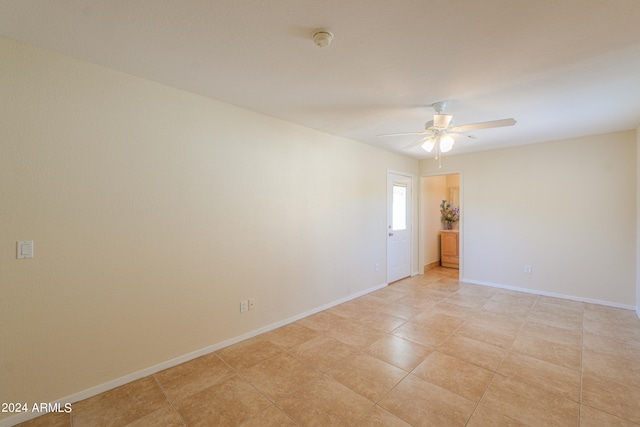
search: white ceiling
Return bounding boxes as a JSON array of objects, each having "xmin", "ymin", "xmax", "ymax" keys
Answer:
[{"xmin": 2, "ymin": 0, "xmax": 640, "ymax": 158}]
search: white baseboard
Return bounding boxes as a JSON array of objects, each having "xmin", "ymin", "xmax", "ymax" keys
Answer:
[
  {"xmin": 0, "ymin": 282, "xmax": 387, "ymax": 427},
  {"xmin": 461, "ymin": 278, "xmax": 637, "ymax": 311},
  {"xmin": 636, "ymin": 305, "xmax": 640, "ymax": 320}
]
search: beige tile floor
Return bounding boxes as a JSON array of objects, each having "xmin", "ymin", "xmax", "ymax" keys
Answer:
[{"xmin": 17, "ymin": 268, "xmax": 640, "ymax": 426}]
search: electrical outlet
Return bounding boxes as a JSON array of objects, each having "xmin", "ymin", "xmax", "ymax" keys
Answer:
[
  {"xmin": 248, "ymin": 298, "xmax": 255, "ymax": 310},
  {"xmin": 524, "ymin": 265, "xmax": 532, "ymax": 274},
  {"xmin": 17, "ymin": 241, "xmax": 34, "ymax": 259},
  {"xmin": 240, "ymin": 300, "xmax": 248, "ymax": 313}
]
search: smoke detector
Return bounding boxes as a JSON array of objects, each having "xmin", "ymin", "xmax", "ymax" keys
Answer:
[{"xmin": 312, "ymin": 29, "xmax": 333, "ymax": 48}]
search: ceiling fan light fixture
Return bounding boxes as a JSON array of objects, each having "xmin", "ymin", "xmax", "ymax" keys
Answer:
[
  {"xmin": 440, "ymin": 135, "xmax": 454, "ymax": 153},
  {"xmin": 421, "ymin": 137, "xmax": 435, "ymax": 152}
]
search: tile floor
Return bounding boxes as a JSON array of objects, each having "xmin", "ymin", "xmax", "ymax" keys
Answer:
[{"xmin": 17, "ymin": 268, "xmax": 640, "ymax": 426}]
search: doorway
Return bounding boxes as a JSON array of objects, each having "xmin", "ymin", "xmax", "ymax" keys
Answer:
[
  {"xmin": 422, "ymin": 173, "xmax": 461, "ymax": 276},
  {"xmin": 387, "ymin": 172, "xmax": 413, "ymax": 283}
]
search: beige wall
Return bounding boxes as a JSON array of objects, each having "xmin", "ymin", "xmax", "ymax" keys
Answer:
[
  {"xmin": 446, "ymin": 173, "xmax": 460, "ymax": 189},
  {"xmin": 0, "ymin": 37, "xmax": 419, "ymax": 416},
  {"xmin": 421, "ymin": 131, "xmax": 637, "ymax": 307}
]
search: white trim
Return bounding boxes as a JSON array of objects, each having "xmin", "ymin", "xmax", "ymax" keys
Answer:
[
  {"xmin": 462, "ymin": 278, "xmax": 637, "ymax": 311},
  {"xmin": 386, "ymin": 169, "xmax": 415, "ymax": 178},
  {"xmin": 636, "ymin": 305, "xmax": 640, "ymax": 319},
  {"xmin": 0, "ymin": 282, "xmax": 387, "ymax": 427}
]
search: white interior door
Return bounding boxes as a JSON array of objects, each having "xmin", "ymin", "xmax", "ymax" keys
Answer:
[{"xmin": 387, "ymin": 172, "xmax": 412, "ymax": 283}]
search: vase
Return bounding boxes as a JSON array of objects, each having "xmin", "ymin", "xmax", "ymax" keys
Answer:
[{"xmin": 444, "ymin": 222, "xmax": 453, "ymax": 230}]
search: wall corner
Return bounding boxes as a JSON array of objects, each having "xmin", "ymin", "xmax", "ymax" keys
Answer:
[{"xmin": 636, "ymin": 124, "xmax": 640, "ymax": 318}]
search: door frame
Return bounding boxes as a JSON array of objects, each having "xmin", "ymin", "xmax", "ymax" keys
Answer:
[
  {"xmin": 419, "ymin": 171, "xmax": 463, "ymax": 276},
  {"xmin": 386, "ymin": 170, "xmax": 416, "ymax": 284}
]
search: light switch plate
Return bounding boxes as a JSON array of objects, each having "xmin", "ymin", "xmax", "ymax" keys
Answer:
[{"xmin": 17, "ymin": 241, "xmax": 34, "ymax": 259}]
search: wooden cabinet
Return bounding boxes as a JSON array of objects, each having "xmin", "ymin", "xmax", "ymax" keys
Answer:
[{"xmin": 440, "ymin": 230, "xmax": 459, "ymax": 269}]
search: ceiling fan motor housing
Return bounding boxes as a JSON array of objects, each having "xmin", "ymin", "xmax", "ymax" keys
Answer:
[{"xmin": 433, "ymin": 114, "xmax": 453, "ymax": 129}]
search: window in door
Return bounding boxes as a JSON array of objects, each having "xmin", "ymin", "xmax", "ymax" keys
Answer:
[{"xmin": 392, "ymin": 183, "xmax": 407, "ymax": 231}]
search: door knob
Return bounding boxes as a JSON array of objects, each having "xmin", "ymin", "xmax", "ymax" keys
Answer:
[{"xmin": 389, "ymin": 232, "xmax": 394, "ymax": 236}]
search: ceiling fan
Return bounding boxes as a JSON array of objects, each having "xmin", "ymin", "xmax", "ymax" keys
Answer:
[{"xmin": 380, "ymin": 101, "xmax": 516, "ymax": 162}]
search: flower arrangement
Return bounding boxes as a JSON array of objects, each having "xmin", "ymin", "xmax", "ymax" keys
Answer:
[{"xmin": 440, "ymin": 200, "xmax": 459, "ymax": 229}]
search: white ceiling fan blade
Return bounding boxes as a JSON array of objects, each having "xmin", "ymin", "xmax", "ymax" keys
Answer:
[
  {"xmin": 378, "ymin": 131, "xmax": 428, "ymax": 137},
  {"xmin": 402, "ymin": 135, "xmax": 432, "ymax": 149},
  {"xmin": 451, "ymin": 118, "xmax": 516, "ymax": 133}
]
